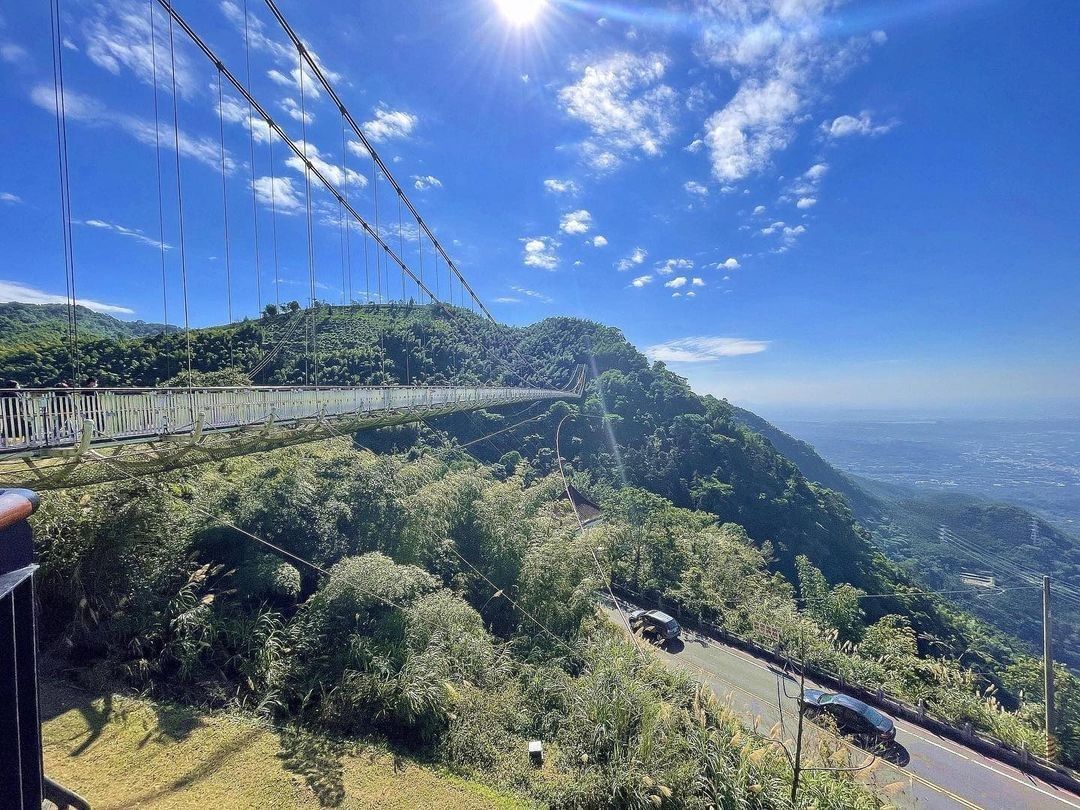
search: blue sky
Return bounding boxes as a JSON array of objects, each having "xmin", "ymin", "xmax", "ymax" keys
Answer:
[{"xmin": 1, "ymin": 0, "xmax": 1078, "ymax": 417}]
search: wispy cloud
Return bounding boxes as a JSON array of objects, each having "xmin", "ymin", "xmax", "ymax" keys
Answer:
[
  {"xmin": 252, "ymin": 175, "xmax": 303, "ymax": 214},
  {"xmin": 284, "ymin": 139, "xmax": 367, "ymax": 191},
  {"xmin": 0, "ymin": 279, "xmax": 133, "ymax": 315},
  {"xmin": 544, "ymin": 178, "xmax": 579, "ymax": 195},
  {"xmin": 511, "ymin": 284, "xmax": 553, "ymax": 303},
  {"xmin": 684, "ymin": 180, "xmax": 709, "ymax": 196},
  {"xmin": 645, "ymin": 336, "xmax": 769, "ymax": 362},
  {"xmin": 616, "ymin": 246, "xmax": 647, "ymax": 271},
  {"xmin": 80, "ymin": 218, "xmax": 170, "ymax": 250},
  {"xmin": 664, "ymin": 276, "xmax": 687, "ymax": 289},
  {"xmin": 30, "ymin": 85, "xmax": 234, "ymax": 173},
  {"xmin": 697, "ymin": 1, "xmax": 885, "ymax": 182},
  {"xmin": 630, "ymin": 274, "xmax": 653, "ymax": 288},
  {"xmin": 656, "ymin": 257, "xmax": 693, "ymax": 276},
  {"xmin": 1, "ymin": 43, "xmax": 28, "ymax": 66},
  {"xmin": 0, "ymin": 191, "xmax": 22, "ymax": 204},
  {"xmin": 82, "ymin": 0, "xmax": 200, "ymax": 97},
  {"xmin": 362, "ymin": 104, "xmax": 417, "ymax": 143},
  {"xmin": 822, "ymin": 111, "xmax": 897, "ymax": 138},
  {"xmin": 412, "ymin": 174, "xmax": 442, "ymax": 191},
  {"xmin": 559, "ymin": 51, "xmax": 677, "ymax": 172}
]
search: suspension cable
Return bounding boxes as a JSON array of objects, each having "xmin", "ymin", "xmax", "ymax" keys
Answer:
[
  {"xmin": 165, "ymin": 3, "xmax": 193, "ymax": 387},
  {"xmin": 261, "ymin": 0, "xmax": 492, "ymax": 321},
  {"xmin": 297, "ymin": 44, "xmax": 318, "ymax": 389},
  {"xmin": 216, "ymin": 71, "xmax": 234, "ymax": 326},
  {"xmin": 156, "ymin": 0, "xmax": 551, "ymax": 390},
  {"xmin": 50, "ymin": 0, "xmax": 79, "ymax": 385},
  {"xmin": 148, "ymin": 0, "xmax": 171, "ymax": 381},
  {"xmin": 242, "ymin": 0, "xmax": 263, "ymax": 313},
  {"xmin": 267, "ymin": 128, "xmax": 281, "ymax": 306}
]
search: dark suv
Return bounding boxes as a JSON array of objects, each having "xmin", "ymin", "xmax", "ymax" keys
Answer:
[
  {"xmin": 799, "ymin": 688, "xmax": 896, "ymax": 745},
  {"xmin": 628, "ymin": 609, "xmax": 681, "ymax": 643}
]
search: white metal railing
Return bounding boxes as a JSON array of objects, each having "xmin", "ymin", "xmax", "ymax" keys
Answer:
[{"xmin": 0, "ymin": 384, "xmax": 568, "ymax": 454}]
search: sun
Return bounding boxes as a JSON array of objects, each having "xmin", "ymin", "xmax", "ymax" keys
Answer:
[{"xmin": 493, "ymin": 0, "xmax": 546, "ymax": 26}]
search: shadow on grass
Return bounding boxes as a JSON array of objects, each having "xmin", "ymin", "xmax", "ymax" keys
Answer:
[{"xmin": 278, "ymin": 725, "xmax": 347, "ymax": 807}]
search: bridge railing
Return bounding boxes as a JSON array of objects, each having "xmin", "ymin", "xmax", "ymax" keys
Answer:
[{"xmin": 0, "ymin": 384, "xmax": 565, "ymax": 454}]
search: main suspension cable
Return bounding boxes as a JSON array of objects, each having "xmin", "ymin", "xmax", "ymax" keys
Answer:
[
  {"xmin": 148, "ymin": 0, "xmax": 171, "ymax": 381},
  {"xmin": 165, "ymin": 2, "xmax": 193, "ymax": 387},
  {"xmin": 49, "ymin": 0, "xmax": 79, "ymax": 384}
]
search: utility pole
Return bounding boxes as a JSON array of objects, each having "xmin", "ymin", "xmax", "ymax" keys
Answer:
[{"xmin": 1044, "ymin": 575, "xmax": 1055, "ymax": 757}]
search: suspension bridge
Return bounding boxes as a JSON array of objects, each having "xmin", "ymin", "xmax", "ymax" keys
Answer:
[{"xmin": 0, "ymin": 0, "xmax": 585, "ymax": 490}]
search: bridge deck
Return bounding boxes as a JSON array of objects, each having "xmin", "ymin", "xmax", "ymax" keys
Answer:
[{"xmin": 0, "ymin": 374, "xmax": 583, "ymax": 490}]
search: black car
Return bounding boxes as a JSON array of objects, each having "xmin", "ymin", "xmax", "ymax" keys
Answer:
[
  {"xmin": 799, "ymin": 688, "xmax": 896, "ymax": 744},
  {"xmin": 628, "ymin": 609, "xmax": 681, "ymax": 642}
]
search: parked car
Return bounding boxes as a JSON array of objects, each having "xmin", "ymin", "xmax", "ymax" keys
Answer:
[
  {"xmin": 799, "ymin": 688, "xmax": 896, "ymax": 745},
  {"xmin": 627, "ymin": 609, "xmax": 681, "ymax": 643}
]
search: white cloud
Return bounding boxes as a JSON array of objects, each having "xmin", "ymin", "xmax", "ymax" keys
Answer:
[
  {"xmin": 279, "ymin": 97, "xmax": 312, "ymax": 125},
  {"xmin": 697, "ymin": 0, "xmax": 881, "ymax": 182},
  {"xmin": 665, "ymin": 276, "xmax": 688, "ymax": 289},
  {"xmin": 30, "ymin": 85, "xmax": 233, "ymax": 173},
  {"xmin": 796, "ymin": 197, "xmax": 817, "ymax": 209},
  {"xmin": 630, "ymin": 274, "xmax": 653, "ymax": 288},
  {"xmin": 0, "ymin": 192, "xmax": 21, "ymax": 204},
  {"xmin": 1, "ymin": 43, "xmax": 28, "ymax": 65},
  {"xmin": 616, "ymin": 246, "xmax": 648, "ymax": 271},
  {"xmin": 493, "ymin": 296, "xmax": 520, "ymax": 303},
  {"xmin": 559, "ymin": 209, "xmax": 592, "ymax": 235},
  {"xmin": 871, "ymin": 30, "xmax": 888, "ymax": 45},
  {"xmin": 656, "ymin": 258, "xmax": 693, "ymax": 276},
  {"xmin": 510, "ymin": 284, "xmax": 553, "ymax": 304},
  {"xmin": 521, "ymin": 236, "xmax": 559, "ymax": 270},
  {"xmin": 82, "ymin": 1, "xmax": 199, "ymax": 97},
  {"xmin": 684, "ymin": 180, "xmax": 709, "ymax": 196},
  {"xmin": 753, "ymin": 205, "xmax": 766, "ymax": 215},
  {"xmin": 346, "ymin": 139, "xmax": 370, "ymax": 159},
  {"xmin": 692, "ymin": 277, "xmax": 705, "ymax": 287},
  {"xmin": 252, "ymin": 175, "xmax": 304, "ymax": 214},
  {"xmin": 644, "ymin": 336, "xmax": 769, "ymax": 362},
  {"xmin": 0, "ymin": 279, "xmax": 133, "ymax": 315},
  {"xmin": 362, "ymin": 104, "xmax": 417, "ymax": 143},
  {"xmin": 722, "ymin": 257, "xmax": 741, "ymax": 270},
  {"xmin": 80, "ymin": 218, "xmax": 169, "ymax": 250},
  {"xmin": 284, "ymin": 139, "xmax": 367, "ymax": 191},
  {"xmin": 685, "ymin": 291, "xmax": 696, "ymax": 297},
  {"xmin": 412, "ymin": 175, "xmax": 442, "ymax": 191},
  {"xmin": 544, "ymin": 178, "xmax": 579, "ymax": 195},
  {"xmin": 559, "ymin": 51, "xmax": 677, "ymax": 171},
  {"xmin": 822, "ymin": 111, "xmax": 897, "ymax": 138},
  {"xmin": 591, "ymin": 235, "xmax": 608, "ymax": 247},
  {"xmin": 704, "ymin": 77, "xmax": 801, "ymax": 182}
]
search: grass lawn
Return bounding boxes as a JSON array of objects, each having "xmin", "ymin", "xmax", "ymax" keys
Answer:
[{"xmin": 41, "ymin": 681, "xmax": 528, "ymax": 809}]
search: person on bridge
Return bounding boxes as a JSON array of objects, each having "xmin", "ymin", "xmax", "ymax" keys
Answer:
[
  {"xmin": 1, "ymin": 380, "xmax": 29, "ymax": 448},
  {"xmin": 81, "ymin": 377, "xmax": 103, "ymax": 435}
]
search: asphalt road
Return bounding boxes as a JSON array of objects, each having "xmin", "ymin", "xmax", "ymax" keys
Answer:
[{"xmin": 601, "ymin": 598, "xmax": 1080, "ymax": 810}]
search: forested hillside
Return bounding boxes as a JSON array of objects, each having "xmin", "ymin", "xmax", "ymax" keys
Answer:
[
  {"xmin": 8, "ymin": 302, "xmax": 1080, "ymax": 775},
  {"xmin": 727, "ymin": 406, "xmax": 1080, "ymax": 670},
  {"xmin": 0, "ymin": 302, "xmax": 171, "ymax": 350}
]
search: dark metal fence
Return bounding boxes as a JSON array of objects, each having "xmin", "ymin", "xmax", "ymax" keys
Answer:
[{"xmin": 0, "ymin": 488, "xmax": 90, "ymax": 810}]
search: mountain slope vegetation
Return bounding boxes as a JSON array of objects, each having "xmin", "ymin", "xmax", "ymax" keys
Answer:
[
  {"xmin": 0, "ymin": 302, "xmax": 171, "ymax": 351},
  {"xmin": 9, "ymin": 301, "xmax": 1080, "ymax": 777},
  {"xmin": 728, "ymin": 406, "xmax": 1080, "ymax": 670}
]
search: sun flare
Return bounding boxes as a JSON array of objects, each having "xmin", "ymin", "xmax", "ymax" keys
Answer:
[{"xmin": 493, "ymin": 0, "xmax": 546, "ymax": 26}]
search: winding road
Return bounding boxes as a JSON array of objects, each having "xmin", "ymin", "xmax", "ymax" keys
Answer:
[{"xmin": 602, "ymin": 597, "xmax": 1080, "ymax": 809}]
